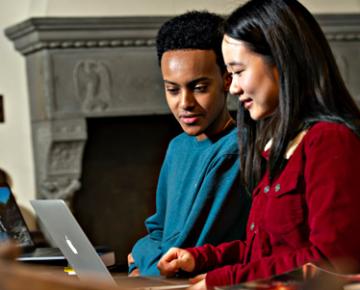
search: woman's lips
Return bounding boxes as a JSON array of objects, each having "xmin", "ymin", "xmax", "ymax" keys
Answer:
[{"xmin": 240, "ymin": 98, "xmax": 253, "ymax": 110}]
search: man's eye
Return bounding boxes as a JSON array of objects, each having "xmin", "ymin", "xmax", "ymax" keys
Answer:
[
  {"xmin": 194, "ymin": 85, "xmax": 208, "ymax": 93},
  {"xmin": 166, "ymin": 87, "xmax": 179, "ymax": 95}
]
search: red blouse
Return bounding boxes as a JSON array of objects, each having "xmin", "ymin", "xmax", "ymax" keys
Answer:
[{"xmin": 187, "ymin": 122, "xmax": 360, "ymax": 286}]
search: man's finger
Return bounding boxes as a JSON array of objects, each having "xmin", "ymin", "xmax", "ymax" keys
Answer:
[{"xmin": 128, "ymin": 253, "xmax": 135, "ymax": 264}]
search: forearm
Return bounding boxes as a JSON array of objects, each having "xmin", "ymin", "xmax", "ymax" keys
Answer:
[
  {"xmin": 186, "ymin": 240, "xmax": 246, "ymax": 273},
  {"xmin": 205, "ymin": 245, "xmax": 325, "ymax": 286},
  {"xmin": 131, "ymin": 233, "xmax": 163, "ymax": 275}
]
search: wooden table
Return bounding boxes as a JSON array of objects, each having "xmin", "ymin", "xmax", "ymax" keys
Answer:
[{"xmin": 2, "ymin": 261, "xmax": 190, "ymax": 290}]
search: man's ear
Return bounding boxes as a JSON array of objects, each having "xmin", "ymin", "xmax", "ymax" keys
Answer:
[{"xmin": 223, "ymin": 72, "xmax": 232, "ymax": 92}]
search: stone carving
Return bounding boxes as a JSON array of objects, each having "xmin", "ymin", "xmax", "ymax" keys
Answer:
[
  {"xmin": 21, "ymin": 39, "xmax": 156, "ymax": 55},
  {"xmin": 34, "ymin": 122, "xmax": 86, "ymax": 202},
  {"xmin": 327, "ymin": 33, "xmax": 360, "ymax": 41},
  {"xmin": 40, "ymin": 177, "xmax": 81, "ymax": 201},
  {"xmin": 49, "ymin": 142, "xmax": 83, "ymax": 173},
  {"xmin": 53, "ymin": 123, "xmax": 85, "ymax": 138},
  {"xmin": 74, "ymin": 60, "xmax": 112, "ymax": 113}
]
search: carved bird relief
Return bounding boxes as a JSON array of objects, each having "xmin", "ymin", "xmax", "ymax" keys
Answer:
[{"xmin": 73, "ymin": 60, "xmax": 112, "ymax": 112}]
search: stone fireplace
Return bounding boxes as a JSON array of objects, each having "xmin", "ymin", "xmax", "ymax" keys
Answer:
[{"xmin": 5, "ymin": 14, "xmax": 360, "ymax": 267}]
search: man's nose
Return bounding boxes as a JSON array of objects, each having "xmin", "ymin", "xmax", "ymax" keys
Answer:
[{"xmin": 179, "ymin": 90, "xmax": 196, "ymax": 110}]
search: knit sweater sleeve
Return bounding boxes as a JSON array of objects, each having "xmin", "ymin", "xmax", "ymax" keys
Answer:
[{"xmin": 130, "ymin": 148, "xmax": 171, "ymax": 275}]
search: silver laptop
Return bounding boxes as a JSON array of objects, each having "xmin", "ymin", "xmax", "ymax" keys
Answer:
[
  {"xmin": 31, "ymin": 199, "xmax": 190, "ymax": 289},
  {"xmin": 31, "ymin": 199, "xmax": 117, "ymax": 286}
]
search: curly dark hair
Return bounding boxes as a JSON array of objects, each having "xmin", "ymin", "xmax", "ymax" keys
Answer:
[{"xmin": 156, "ymin": 11, "xmax": 226, "ymax": 72}]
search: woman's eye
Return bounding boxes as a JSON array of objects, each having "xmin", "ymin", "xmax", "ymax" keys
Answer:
[
  {"xmin": 232, "ymin": 71, "xmax": 242, "ymax": 77},
  {"xmin": 228, "ymin": 69, "xmax": 243, "ymax": 78}
]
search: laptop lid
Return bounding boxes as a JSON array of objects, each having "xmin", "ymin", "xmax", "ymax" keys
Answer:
[{"xmin": 30, "ymin": 199, "xmax": 116, "ymax": 286}]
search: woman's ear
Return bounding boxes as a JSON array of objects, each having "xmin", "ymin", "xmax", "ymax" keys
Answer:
[{"xmin": 223, "ymin": 72, "xmax": 232, "ymax": 92}]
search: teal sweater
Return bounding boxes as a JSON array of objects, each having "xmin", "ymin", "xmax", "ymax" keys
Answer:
[{"xmin": 130, "ymin": 126, "xmax": 250, "ymax": 275}]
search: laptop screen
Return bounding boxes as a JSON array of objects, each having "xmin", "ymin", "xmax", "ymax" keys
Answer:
[{"xmin": 0, "ymin": 186, "xmax": 34, "ymax": 247}]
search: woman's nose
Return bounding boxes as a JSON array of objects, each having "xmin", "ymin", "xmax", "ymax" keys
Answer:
[{"xmin": 229, "ymin": 76, "xmax": 243, "ymax": 96}]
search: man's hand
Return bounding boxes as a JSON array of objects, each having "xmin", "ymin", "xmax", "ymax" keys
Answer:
[
  {"xmin": 128, "ymin": 253, "xmax": 135, "ymax": 266},
  {"xmin": 128, "ymin": 252, "xmax": 140, "ymax": 276},
  {"xmin": 129, "ymin": 268, "xmax": 140, "ymax": 277},
  {"xmin": 157, "ymin": 247, "xmax": 195, "ymax": 277}
]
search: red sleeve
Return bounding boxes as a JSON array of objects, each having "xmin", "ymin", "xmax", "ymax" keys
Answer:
[
  {"xmin": 186, "ymin": 240, "xmax": 247, "ymax": 273},
  {"xmin": 205, "ymin": 123, "xmax": 360, "ymax": 286}
]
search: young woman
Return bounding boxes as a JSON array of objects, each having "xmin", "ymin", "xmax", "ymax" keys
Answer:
[{"xmin": 156, "ymin": 0, "xmax": 360, "ymax": 288}]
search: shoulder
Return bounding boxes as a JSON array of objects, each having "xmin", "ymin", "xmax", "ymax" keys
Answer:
[
  {"xmin": 202, "ymin": 127, "xmax": 240, "ymax": 170},
  {"xmin": 305, "ymin": 121, "xmax": 359, "ymax": 144},
  {"xmin": 308, "ymin": 121, "xmax": 356, "ymax": 134},
  {"xmin": 213, "ymin": 127, "xmax": 239, "ymax": 155},
  {"xmin": 303, "ymin": 121, "xmax": 360, "ymax": 153}
]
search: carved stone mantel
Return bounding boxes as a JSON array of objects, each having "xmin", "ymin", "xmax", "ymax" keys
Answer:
[
  {"xmin": 5, "ymin": 17, "xmax": 171, "ymax": 203},
  {"xmin": 4, "ymin": 15, "xmax": 360, "ymax": 203}
]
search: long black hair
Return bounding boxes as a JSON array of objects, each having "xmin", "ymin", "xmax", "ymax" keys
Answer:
[{"xmin": 225, "ymin": 0, "xmax": 360, "ymax": 191}]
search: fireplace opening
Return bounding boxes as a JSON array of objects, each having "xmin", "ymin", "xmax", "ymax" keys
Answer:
[{"xmin": 73, "ymin": 114, "xmax": 181, "ymax": 268}]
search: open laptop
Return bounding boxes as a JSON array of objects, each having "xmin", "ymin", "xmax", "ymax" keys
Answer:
[
  {"xmin": 0, "ymin": 184, "xmax": 68, "ymax": 263},
  {"xmin": 31, "ymin": 199, "xmax": 190, "ymax": 289},
  {"xmin": 0, "ymin": 185, "xmax": 113, "ymax": 265}
]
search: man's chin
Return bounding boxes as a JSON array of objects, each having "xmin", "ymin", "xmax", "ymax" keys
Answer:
[
  {"xmin": 183, "ymin": 129, "xmax": 200, "ymax": 136},
  {"xmin": 184, "ymin": 131, "xmax": 208, "ymax": 141},
  {"xmin": 180, "ymin": 124, "xmax": 207, "ymax": 138}
]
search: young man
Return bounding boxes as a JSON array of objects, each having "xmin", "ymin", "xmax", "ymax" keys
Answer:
[{"xmin": 128, "ymin": 11, "xmax": 251, "ymax": 276}]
